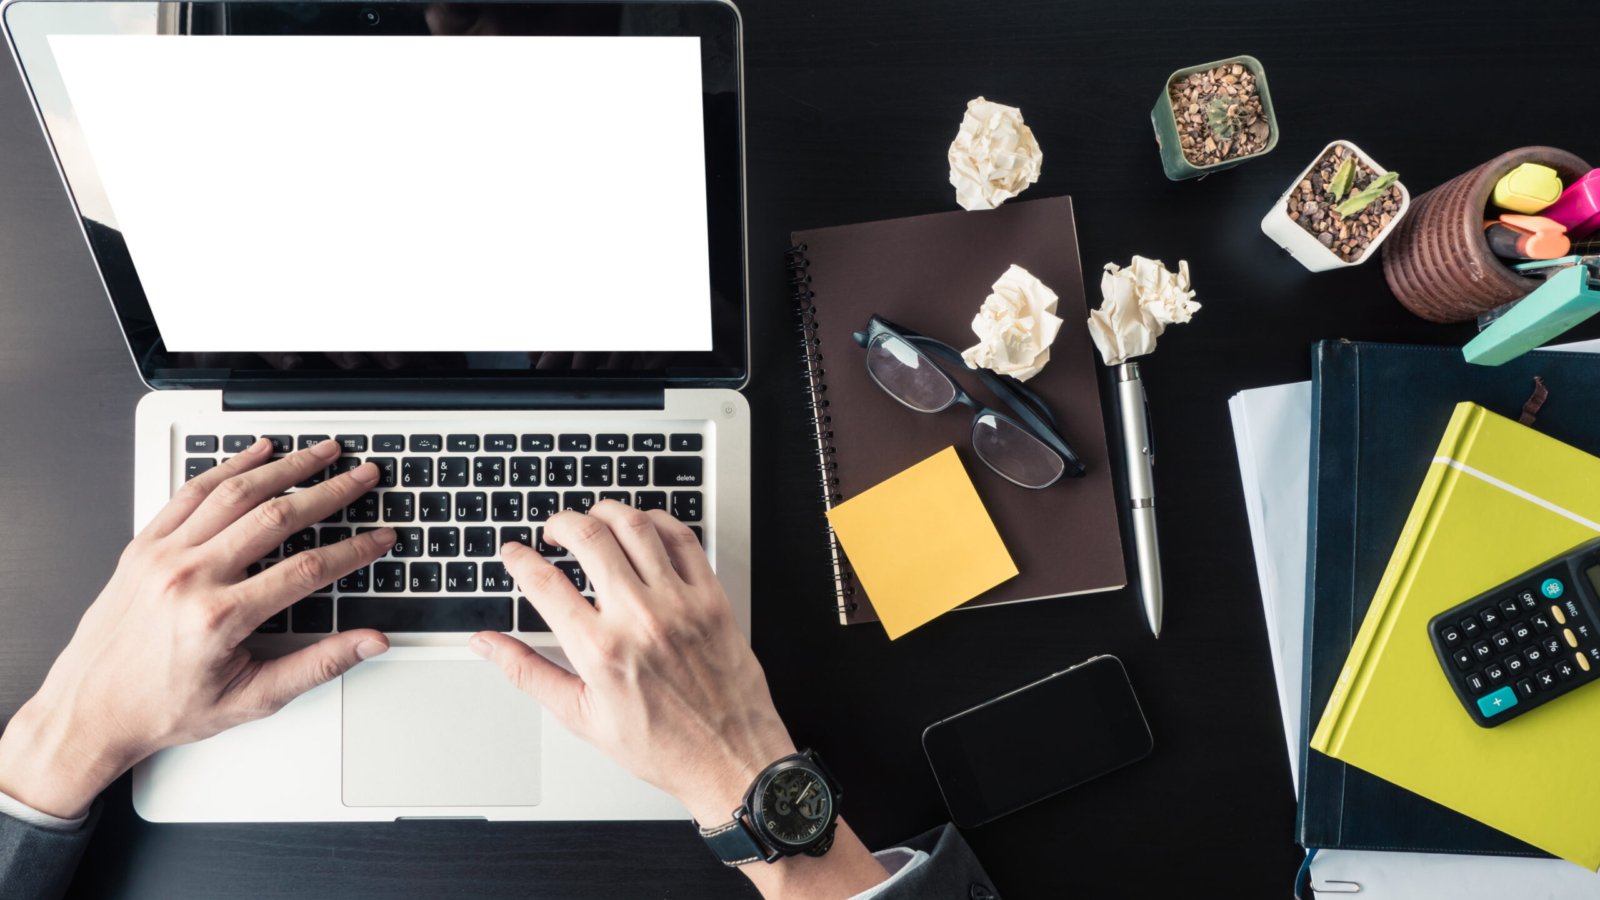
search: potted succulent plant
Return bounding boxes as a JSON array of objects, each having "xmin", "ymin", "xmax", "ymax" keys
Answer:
[
  {"xmin": 1152, "ymin": 55, "xmax": 1278, "ymax": 180},
  {"xmin": 1260, "ymin": 141, "xmax": 1410, "ymax": 272}
]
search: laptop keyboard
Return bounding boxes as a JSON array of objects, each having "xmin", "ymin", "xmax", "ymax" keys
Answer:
[{"xmin": 181, "ymin": 430, "xmax": 707, "ymax": 636}]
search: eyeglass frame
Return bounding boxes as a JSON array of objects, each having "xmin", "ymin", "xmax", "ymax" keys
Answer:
[{"xmin": 850, "ymin": 314, "xmax": 1086, "ymax": 483}]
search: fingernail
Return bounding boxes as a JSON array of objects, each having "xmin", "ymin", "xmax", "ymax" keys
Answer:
[
  {"xmin": 370, "ymin": 527, "xmax": 396, "ymax": 547},
  {"xmin": 251, "ymin": 437, "xmax": 273, "ymax": 454},
  {"xmin": 352, "ymin": 462, "xmax": 380, "ymax": 484},
  {"xmin": 355, "ymin": 639, "xmax": 388, "ymax": 660},
  {"xmin": 313, "ymin": 439, "xmax": 342, "ymax": 457},
  {"xmin": 468, "ymin": 635, "xmax": 490, "ymax": 658}
]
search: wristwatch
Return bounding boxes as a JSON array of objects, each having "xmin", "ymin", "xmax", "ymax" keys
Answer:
[{"xmin": 697, "ymin": 749, "xmax": 841, "ymax": 866}]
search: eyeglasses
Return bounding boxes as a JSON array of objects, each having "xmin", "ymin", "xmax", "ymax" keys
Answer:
[{"xmin": 851, "ymin": 315, "xmax": 1085, "ymax": 488}]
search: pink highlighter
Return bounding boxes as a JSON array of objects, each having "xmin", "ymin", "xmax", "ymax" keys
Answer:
[{"xmin": 1543, "ymin": 169, "xmax": 1600, "ymax": 239}]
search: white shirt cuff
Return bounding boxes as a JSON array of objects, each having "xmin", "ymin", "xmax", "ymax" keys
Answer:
[
  {"xmin": 0, "ymin": 788, "xmax": 88, "ymax": 832},
  {"xmin": 847, "ymin": 847, "xmax": 932, "ymax": 900}
]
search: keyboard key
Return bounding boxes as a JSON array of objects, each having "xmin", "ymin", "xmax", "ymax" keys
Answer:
[
  {"xmin": 1511, "ymin": 621, "xmax": 1534, "ymax": 643},
  {"xmin": 409, "ymin": 562, "xmax": 442, "ymax": 592},
  {"xmin": 1517, "ymin": 590, "xmax": 1540, "ymax": 611},
  {"xmin": 1498, "ymin": 597, "xmax": 1521, "ymax": 620},
  {"xmin": 339, "ymin": 596, "xmax": 511, "ymax": 633},
  {"xmin": 597, "ymin": 434, "xmax": 628, "ymax": 452},
  {"xmin": 581, "ymin": 457, "xmax": 613, "ymax": 486},
  {"xmin": 1551, "ymin": 604, "xmax": 1568, "ymax": 626},
  {"xmin": 1525, "ymin": 646, "xmax": 1546, "ymax": 666},
  {"xmin": 486, "ymin": 434, "xmax": 517, "ymax": 452},
  {"xmin": 331, "ymin": 457, "xmax": 362, "ymax": 478},
  {"xmin": 446, "ymin": 562, "xmax": 478, "ymax": 592},
  {"xmin": 382, "ymin": 492, "xmax": 415, "ymax": 522},
  {"xmin": 1471, "ymin": 640, "xmax": 1493, "ymax": 661},
  {"xmin": 522, "ymin": 434, "xmax": 554, "ymax": 452},
  {"xmin": 1451, "ymin": 648, "xmax": 1474, "ymax": 671},
  {"xmin": 265, "ymin": 435, "xmax": 294, "ymax": 453},
  {"xmin": 186, "ymin": 435, "xmax": 218, "ymax": 453},
  {"xmin": 368, "ymin": 457, "xmax": 397, "ymax": 488},
  {"xmin": 298, "ymin": 435, "xmax": 331, "ymax": 450},
  {"xmin": 536, "ymin": 527, "xmax": 561, "ymax": 556},
  {"xmin": 654, "ymin": 457, "xmax": 703, "ymax": 486},
  {"xmin": 319, "ymin": 526, "xmax": 352, "ymax": 546},
  {"xmin": 427, "ymin": 527, "xmax": 460, "ymax": 557},
  {"xmin": 1464, "ymin": 672, "xmax": 1488, "ymax": 694},
  {"xmin": 464, "ymin": 527, "xmax": 496, "ymax": 557},
  {"xmin": 1439, "ymin": 624, "xmax": 1463, "ymax": 647},
  {"xmin": 346, "ymin": 492, "xmax": 380, "ymax": 523},
  {"xmin": 600, "ymin": 491, "xmax": 631, "ymax": 505},
  {"xmin": 633, "ymin": 434, "xmax": 666, "ymax": 452},
  {"xmin": 1556, "ymin": 659, "xmax": 1577, "ymax": 680},
  {"xmin": 401, "ymin": 457, "xmax": 433, "ymax": 487},
  {"xmin": 1476, "ymin": 686, "xmax": 1517, "ymax": 718},
  {"xmin": 510, "ymin": 457, "xmax": 542, "ymax": 487},
  {"xmin": 1491, "ymin": 630, "xmax": 1512, "ymax": 651},
  {"xmin": 636, "ymin": 491, "xmax": 667, "ymax": 512},
  {"xmin": 556, "ymin": 561, "xmax": 587, "ymax": 591},
  {"xmin": 374, "ymin": 434, "xmax": 406, "ymax": 452},
  {"xmin": 284, "ymin": 528, "xmax": 316, "ymax": 557},
  {"xmin": 483, "ymin": 562, "xmax": 513, "ymax": 592},
  {"xmin": 563, "ymin": 491, "xmax": 596, "ymax": 514},
  {"xmin": 336, "ymin": 434, "xmax": 368, "ymax": 453},
  {"xmin": 419, "ymin": 492, "xmax": 451, "ymax": 522},
  {"xmin": 671, "ymin": 491, "xmax": 702, "ymax": 522},
  {"xmin": 528, "ymin": 492, "xmax": 560, "ymax": 521},
  {"xmin": 517, "ymin": 598, "xmax": 550, "ymax": 632},
  {"xmin": 1459, "ymin": 618, "xmax": 1482, "ymax": 639},
  {"xmin": 256, "ymin": 608, "xmax": 289, "ymax": 634},
  {"xmin": 1486, "ymin": 662, "xmax": 1507, "ymax": 683},
  {"xmin": 223, "ymin": 434, "xmax": 256, "ymax": 452},
  {"xmin": 438, "ymin": 457, "xmax": 470, "ymax": 487},
  {"xmin": 373, "ymin": 561, "xmax": 406, "ymax": 592},
  {"xmin": 1503, "ymin": 656, "xmax": 1524, "ymax": 676},
  {"xmin": 393, "ymin": 525, "xmax": 425, "ymax": 554},
  {"xmin": 500, "ymin": 526, "xmax": 532, "ymax": 549},
  {"xmin": 474, "ymin": 457, "xmax": 506, "ymax": 487},
  {"xmin": 1478, "ymin": 607, "xmax": 1501, "ymax": 628},
  {"xmin": 1543, "ymin": 636, "xmax": 1564, "ymax": 657},
  {"xmin": 559, "ymin": 434, "xmax": 591, "ymax": 452},
  {"xmin": 491, "ymin": 491, "xmax": 523, "ymax": 522},
  {"xmin": 1531, "ymin": 613, "xmax": 1553, "ymax": 634},
  {"xmin": 618, "ymin": 457, "xmax": 649, "ymax": 486},
  {"xmin": 296, "ymin": 466, "xmax": 327, "ymax": 489},
  {"xmin": 291, "ymin": 596, "xmax": 333, "ymax": 633},
  {"xmin": 410, "ymin": 434, "xmax": 443, "ymax": 453},
  {"xmin": 337, "ymin": 566, "xmax": 369, "ymax": 593},
  {"xmin": 689, "ymin": 525, "xmax": 703, "ymax": 545},
  {"xmin": 447, "ymin": 434, "xmax": 480, "ymax": 452},
  {"xmin": 1535, "ymin": 668, "xmax": 1556, "ymax": 690},
  {"xmin": 670, "ymin": 433, "xmax": 703, "ymax": 452},
  {"xmin": 546, "ymin": 457, "xmax": 578, "ymax": 486},
  {"xmin": 1516, "ymin": 678, "xmax": 1537, "ymax": 699},
  {"xmin": 185, "ymin": 458, "xmax": 216, "ymax": 481},
  {"xmin": 455, "ymin": 492, "xmax": 487, "ymax": 522}
]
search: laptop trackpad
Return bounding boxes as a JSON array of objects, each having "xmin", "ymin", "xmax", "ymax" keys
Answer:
[{"xmin": 342, "ymin": 659, "xmax": 541, "ymax": 808}]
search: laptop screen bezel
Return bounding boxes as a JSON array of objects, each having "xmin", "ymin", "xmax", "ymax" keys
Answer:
[{"xmin": 2, "ymin": 0, "xmax": 748, "ymax": 392}]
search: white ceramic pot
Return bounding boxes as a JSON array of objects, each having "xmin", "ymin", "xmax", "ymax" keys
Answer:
[{"xmin": 1260, "ymin": 140, "xmax": 1410, "ymax": 272}]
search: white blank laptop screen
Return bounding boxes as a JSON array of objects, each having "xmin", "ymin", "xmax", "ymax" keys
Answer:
[{"xmin": 46, "ymin": 34, "xmax": 713, "ymax": 354}]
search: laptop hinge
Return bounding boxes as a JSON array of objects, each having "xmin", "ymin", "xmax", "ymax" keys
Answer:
[{"xmin": 221, "ymin": 384, "xmax": 666, "ymax": 413}]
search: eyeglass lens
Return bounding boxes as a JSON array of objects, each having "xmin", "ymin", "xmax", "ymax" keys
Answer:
[
  {"xmin": 865, "ymin": 333, "xmax": 956, "ymax": 413},
  {"xmin": 972, "ymin": 412, "xmax": 1066, "ymax": 488}
]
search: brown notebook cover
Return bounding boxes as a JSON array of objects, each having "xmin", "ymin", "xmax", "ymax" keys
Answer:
[{"xmin": 790, "ymin": 195, "xmax": 1126, "ymax": 626}]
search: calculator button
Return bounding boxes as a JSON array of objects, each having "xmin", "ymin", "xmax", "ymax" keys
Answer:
[
  {"xmin": 1551, "ymin": 604, "xmax": 1567, "ymax": 625},
  {"xmin": 1452, "ymin": 648, "xmax": 1475, "ymax": 671},
  {"xmin": 1565, "ymin": 628, "xmax": 1580, "ymax": 648},
  {"xmin": 1479, "ymin": 608, "xmax": 1501, "ymax": 628},
  {"xmin": 1477, "ymin": 686, "xmax": 1518, "ymax": 718},
  {"xmin": 1542, "ymin": 636, "xmax": 1564, "ymax": 657},
  {"xmin": 1511, "ymin": 622, "xmax": 1534, "ymax": 643},
  {"xmin": 1542, "ymin": 578, "xmax": 1566, "ymax": 600},
  {"xmin": 1472, "ymin": 640, "xmax": 1493, "ymax": 661},
  {"xmin": 1498, "ymin": 598, "xmax": 1522, "ymax": 620},
  {"xmin": 1486, "ymin": 662, "xmax": 1508, "ymax": 683},
  {"xmin": 1501, "ymin": 657, "xmax": 1523, "ymax": 677},
  {"xmin": 1525, "ymin": 646, "xmax": 1546, "ymax": 665},
  {"xmin": 1490, "ymin": 631, "xmax": 1513, "ymax": 651},
  {"xmin": 1460, "ymin": 618, "xmax": 1482, "ymax": 639},
  {"xmin": 1440, "ymin": 624, "xmax": 1463, "ymax": 647},
  {"xmin": 1531, "ymin": 614, "xmax": 1552, "ymax": 634},
  {"xmin": 1518, "ymin": 590, "xmax": 1540, "ymax": 610},
  {"xmin": 1465, "ymin": 672, "xmax": 1488, "ymax": 694},
  {"xmin": 1556, "ymin": 660, "xmax": 1577, "ymax": 681},
  {"xmin": 1535, "ymin": 669, "xmax": 1557, "ymax": 690},
  {"xmin": 1579, "ymin": 652, "xmax": 1592, "ymax": 672},
  {"xmin": 1516, "ymin": 679, "xmax": 1538, "ymax": 699}
]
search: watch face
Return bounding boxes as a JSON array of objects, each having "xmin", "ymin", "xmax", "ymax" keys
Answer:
[{"xmin": 754, "ymin": 765, "xmax": 834, "ymax": 848}]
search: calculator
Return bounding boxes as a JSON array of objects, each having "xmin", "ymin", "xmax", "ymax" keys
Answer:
[{"xmin": 1429, "ymin": 538, "xmax": 1600, "ymax": 727}]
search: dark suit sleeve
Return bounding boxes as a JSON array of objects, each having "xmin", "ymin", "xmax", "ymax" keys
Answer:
[
  {"xmin": 874, "ymin": 824, "xmax": 1001, "ymax": 900},
  {"xmin": 0, "ymin": 801, "xmax": 98, "ymax": 900}
]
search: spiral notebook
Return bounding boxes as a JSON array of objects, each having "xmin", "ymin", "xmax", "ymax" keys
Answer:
[{"xmin": 789, "ymin": 196, "xmax": 1125, "ymax": 625}]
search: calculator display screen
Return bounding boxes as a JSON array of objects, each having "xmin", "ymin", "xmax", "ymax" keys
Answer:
[{"xmin": 1586, "ymin": 564, "xmax": 1600, "ymax": 598}]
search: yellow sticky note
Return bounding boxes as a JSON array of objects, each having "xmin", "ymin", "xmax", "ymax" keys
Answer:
[{"xmin": 826, "ymin": 446, "xmax": 1018, "ymax": 639}]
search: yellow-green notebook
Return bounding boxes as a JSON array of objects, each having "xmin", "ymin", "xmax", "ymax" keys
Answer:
[{"xmin": 1312, "ymin": 402, "xmax": 1600, "ymax": 867}]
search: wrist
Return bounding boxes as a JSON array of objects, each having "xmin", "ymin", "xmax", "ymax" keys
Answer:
[
  {"xmin": 0, "ymin": 695, "xmax": 133, "ymax": 819},
  {"xmin": 679, "ymin": 730, "xmax": 799, "ymax": 825}
]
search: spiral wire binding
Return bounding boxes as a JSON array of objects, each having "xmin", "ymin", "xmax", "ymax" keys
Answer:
[{"xmin": 788, "ymin": 243, "xmax": 858, "ymax": 617}]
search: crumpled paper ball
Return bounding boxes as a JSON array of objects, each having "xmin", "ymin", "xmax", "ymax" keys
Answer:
[
  {"xmin": 960, "ymin": 264, "xmax": 1063, "ymax": 381},
  {"xmin": 1086, "ymin": 256, "xmax": 1200, "ymax": 366},
  {"xmin": 947, "ymin": 97, "xmax": 1042, "ymax": 211}
]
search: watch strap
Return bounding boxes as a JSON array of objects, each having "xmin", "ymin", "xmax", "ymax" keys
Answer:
[{"xmin": 699, "ymin": 815, "xmax": 771, "ymax": 867}]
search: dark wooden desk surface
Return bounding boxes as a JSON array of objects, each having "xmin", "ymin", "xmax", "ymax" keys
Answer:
[{"xmin": 2, "ymin": 1, "xmax": 1596, "ymax": 896}]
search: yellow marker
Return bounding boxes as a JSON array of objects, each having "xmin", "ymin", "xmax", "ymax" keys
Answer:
[
  {"xmin": 1579, "ymin": 652, "xmax": 1592, "ymax": 673},
  {"xmin": 1493, "ymin": 163, "xmax": 1564, "ymax": 214},
  {"xmin": 1566, "ymin": 628, "xmax": 1579, "ymax": 648},
  {"xmin": 1552, "ymin": 604, "xmax": 1567, "ymax": 625}
]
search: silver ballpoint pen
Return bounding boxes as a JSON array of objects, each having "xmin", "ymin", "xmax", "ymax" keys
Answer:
[{"xmin": 1116, "ymin": 361, "xmax": 1163, "ymax": 637}]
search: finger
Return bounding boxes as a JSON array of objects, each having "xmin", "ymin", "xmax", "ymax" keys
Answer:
[
  {"xmin": 237, "ymin": 629, "xmax": 389, "ymax": 716},
  {"xmin": 501, "ymin": 540, "xmax": 597, "ymax": 639},
  {"xmin": 229, "ymin": 527, "xmax": 394, "ymax": 634},
  {"xmin": 173, "ymin": 439, "xmax": 343, "ymax": 545},
  {"xmin": 542, "ymin": 510, "xmax": 644, "ymax": 598},
  {"xmin": 586, "ymin": 501, "xmax": 678, "ymax": 586},
  {"xmin": 468, "ymin": 631, "xmax": 586, "ymax": 727},
  {"xmin": 211, "ymin": 462, "xmax": 383, "ymax": 570},
  {"xmin": 643, "ymin": 509, "xmax": 717, "ymax": 586},
  {"xmin": 140, "ymin": 438, "xmax": 274, "ymax": 540}
]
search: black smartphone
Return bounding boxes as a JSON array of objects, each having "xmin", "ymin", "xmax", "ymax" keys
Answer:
[{"xmin": 922, "ymin": 655, "xmax": 1154, "ymax": 828}]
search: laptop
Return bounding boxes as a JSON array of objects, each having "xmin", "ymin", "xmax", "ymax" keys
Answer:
[{"xmin": 3, "ymin": 0, "xmax": 749, "ymax": 821}]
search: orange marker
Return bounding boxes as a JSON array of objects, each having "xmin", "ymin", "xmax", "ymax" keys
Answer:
[{"xmin": 1485, "ymin": 214, "xmax": 1571, "ymax": 260}]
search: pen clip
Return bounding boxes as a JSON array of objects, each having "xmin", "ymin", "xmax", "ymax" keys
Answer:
[{"xmin": 1141, "ymin": 378, "xmax": 1154, "ymax": 469}]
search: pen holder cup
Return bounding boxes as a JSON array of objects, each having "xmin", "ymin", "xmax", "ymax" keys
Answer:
[{"xmin": 1381, "ymin": 146, "xmax": 1592, "ymax": 323}]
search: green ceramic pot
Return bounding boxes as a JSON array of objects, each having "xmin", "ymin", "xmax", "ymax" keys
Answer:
[{"xmin": 1152, "ymin": 54, "xmax": 1278, "ymax": 181}]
